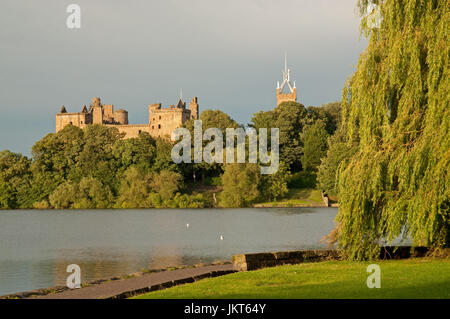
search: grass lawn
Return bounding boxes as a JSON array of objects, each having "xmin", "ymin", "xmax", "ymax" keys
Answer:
[
  {"xmin": 133, "ymin": 258, "xmax": 450, "ymax": 299},
  {"xmin": 254, "ymin": 188, "xmax": 325, "ymax": 207}
]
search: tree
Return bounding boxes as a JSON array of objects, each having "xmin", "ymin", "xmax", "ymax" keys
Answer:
[
  {"xmin": 220, "ymin": 163, "xmax": 261, "ymax": 207},
  {"xmin": 149, "ymin": 170, "xmax": 183, "ymax": 202},
  {"xmin": 48, "ymin": 177, "xmax": 113, "ymax": 209},
  {"xmin": 307, "ymin": 102, "xmax": 342, "ymax": 135},
  {"xmin": 184, "ymin": 109, "xmax": 239, "ymax": 136},
  {"xmin": 183, "ymin": 110, "xmax": 239, "ymax": 183},
  {"xmin": 30, "ymin": 125, "xmax": 84, "ymax": 203},
  {"xmin": 30, "ymin": 124, "xmax": 124, "ymax": 201},
  {"xmin": 115, "ymin": 166, "xmax": 151, "ymax": 208},
  {"xmin": 300, "ymin": 120, "xmax": 329, "ymax": 171},
  {"xmin": 261, "ymin": 161, "xmax": 291, "ymax": 201},
  {"xmin": 113, "ymin": 132, "xmax": 156, "ymax": 175},
  {"xmin": 77, "ymin": 124, "xmax": 124, "ymax": 192},
  {"xmin": 334, "ymin": 0, "xmax": 449, "ymax": 260},
  {"xmin": 252, "ymin": 101, "xmax": 309, "ymax": 171},
  {"xmin": 0, "ymin": 151, "xmax": 32, "ymax": 208},
  {"xmin": 317, "ymin": 127, "xmax": 358, "ymax": 197},
  {"xmin": 152, "ymin": 137, "xmax": 179, "ymax": 173},
  {"xmin": 49, "ymin": 181, "xmax": 77, "ymax": 209},
  {"xmin": 74, "ymin": 177, "xmax": 113, "ymax": 209}
]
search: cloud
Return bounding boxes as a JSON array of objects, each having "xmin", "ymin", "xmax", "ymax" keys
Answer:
[{"xmin": 0, "ymin": 0, "xmax": 366, "ymax": 155}]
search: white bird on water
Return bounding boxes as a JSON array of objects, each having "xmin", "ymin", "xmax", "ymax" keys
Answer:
[
  {"xmin": 220, "ymin": 235, "xmax": 224, "ymax": 240},
  {"xmin": 186, "ymin": 223, "xmax": 189, "ymax": 228}
]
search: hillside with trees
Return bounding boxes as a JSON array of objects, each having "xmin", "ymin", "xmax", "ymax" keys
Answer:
[{"xmin": 0, "ymin": 100, "xmax": 341, "ymax": 210}]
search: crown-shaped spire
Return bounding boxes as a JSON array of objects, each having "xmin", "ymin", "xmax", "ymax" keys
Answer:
[{"xmin": 277, "ymin": 53, "xmax": 296, "ymax": 93}]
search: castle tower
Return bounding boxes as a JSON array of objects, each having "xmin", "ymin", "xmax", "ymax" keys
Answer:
[
  {"xmin": 190, "ymin": 97, "xmax": 199, "ymax": 119},
  {"xmin": 276, "ymin": 54, "xmax": 297, "ymax": 105},
  {"xmin": 92, "ymin": 97, "xmax": 103, "ymax": 124},
  {"xmin": 113, "ymin": 109, "xmax": 128, "ymax": 124}
]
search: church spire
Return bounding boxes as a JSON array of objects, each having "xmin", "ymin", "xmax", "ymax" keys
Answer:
[
  {"xmin": 276, "ymin": 53, "xmax": 297, "ymax": 105},
  {"xmin": 279, "ymin": 53, "xmax": 295, "ymax": 93},
  {"xmin": 284, "ymin": 52, "xmax": 288, "ymax": 77}
]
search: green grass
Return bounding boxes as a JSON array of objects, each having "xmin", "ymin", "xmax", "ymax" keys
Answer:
[
  {"xmin": 254, "ymin": 188, "xmax": 325, "ymax": 207},
  {"xmin": 133, "ymin": 258, "xmax": 450, "ymax": 299}
]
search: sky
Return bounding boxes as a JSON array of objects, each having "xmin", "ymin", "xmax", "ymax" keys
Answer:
[{"xmin": 0, "ymin": 0, "xmax": 367, "ymax": 156}]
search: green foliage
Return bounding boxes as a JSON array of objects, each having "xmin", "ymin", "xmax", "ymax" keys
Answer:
[
  {"xmin": 172, "ymin": 193, "xmax": 210, "ymax": 208},
  {"xmin": 76, "ymin": 125, "xmax": 124, "ymax": 191},
  {"xmin": 12, "ymin": 124, "xmax": 189, "ymax": 209},
  {"xmin": 149, "ymin": 170, "xmax": 183, "ymax": 202},
  {"xmin": 0, "ymin": 151, "xmax": 32, "ymax": 208},
  {"xmin": 115, "ymin": 166, "xmax": 151, "ymax": 208},
  {"xmin": 184, "ymin": 109, "xmax": 239, "ymax": 135},
  {"xmin": 336, "ymin": 0, "xmax": 449, "ymax": 259},
  {"xmin": 183, "ymin": 110, "xmax": 239, "ymax": 184},
  {"xmin": 300, "ymin": 120, "xmax": 329, "ymax": 171},
  {"xmin": 260, "ymin": 162, "xmax": 291, "ymax": 201},
  {"xmin": 49, "ymin": 181, "xmax": 77, "ymax": 209},
  {"xmin": 112, "ymin": 132, "xmax": 156, "ymax": 174},
  {"xmin": 307, "ymin": 102, "xmax": 342, "ymax": 135},
  {"xmin": 30, "ymin": 124, "xmax": 124, "ymax": 199},
  {"xmin": 30, "ymin": 125, "xmax": 84, "ymax": 202},
  {"xmin": 48, "ymin": 177, "xmax": 113, "ymax": 209},
  {"xmin": 251, "ymin": 101, "xmax": 308, "ymax": 170},
  {"xmin": 317, "ymin": 127, "xmax": 359, "ymax": 196},
  {"xmin": 33, "ymin": 200, "xmax": 50, "ymax": 209},
  {"xmin": 203, "ymin": 176, "xmax": 223, "ymax": 186},
  {"xmin": 152, "ymin": 137, "xmax": 179, "ymax": 173},
  {"xmin": 220, "ymin": 163, "xmax": 261, "ymax": 207},
  {"xmin": 73, "ymin": 177, "xmax": 113, "ymax": 209},
  {"xmin": 288, "ymin": 171, "xmax": 317, "ymax": 189}
]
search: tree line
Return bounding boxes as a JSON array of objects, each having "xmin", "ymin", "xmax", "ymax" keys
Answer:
[{"xmin": 0, "ymin": 101, "xmax": 342, "ymax": 209}]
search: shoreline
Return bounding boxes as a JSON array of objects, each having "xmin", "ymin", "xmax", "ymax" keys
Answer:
[
  {"xmin": 0, "ymin": 205, "xmax": 339, "ymax": 211},
  {"xmin": 1, "ymin": 260, "xmax": 232, "ymax": 299},
  {"xmin": 253, "ymin": 203, "xmax": 339, "ymax": 208},
  {"xmin": 4, "ymin": 246, "xmax": 445, "ymax": 299}
]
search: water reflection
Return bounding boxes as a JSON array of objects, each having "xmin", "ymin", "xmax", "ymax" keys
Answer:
[{"xmin": 0, "ymin": 208, "xmax": 337, "ymax": 295}]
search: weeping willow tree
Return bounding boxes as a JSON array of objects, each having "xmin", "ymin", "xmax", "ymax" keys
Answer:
[{"xmin": 335, "ymin": 0, "xmax": 449, "ymax": 260}]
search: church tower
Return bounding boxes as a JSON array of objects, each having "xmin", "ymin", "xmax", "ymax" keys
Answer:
[{"xmin": 276, "ymin": 54, "xmax": 297, "ymax": 105}]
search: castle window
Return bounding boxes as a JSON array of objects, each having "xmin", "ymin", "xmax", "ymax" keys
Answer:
[
  {"xmin": 138, "ymin": 130, "xmax": 142, "ymax": 134},
  {"xmin": 152, "ymin": 126, "xmax": 154, "ymax": 129},
  {"xmin": 159, "ymin": 116, "xmax": 161, "ymax": 120},
  {"xmin": 158, "ymin": 124, "xmax": 161, "ymax": 129},
  {"xmin": 81, "ymin": 121, "xmax": 83, "ymax": 124}
]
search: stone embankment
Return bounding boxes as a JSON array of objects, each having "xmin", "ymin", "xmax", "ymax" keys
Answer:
[
  {"xmin": 2, "ymin": 247, "xmax": 447, "ymax": 299},
  {"xmin": 232, "ymin": 247, "xmax": 449, "ymax": 271}
]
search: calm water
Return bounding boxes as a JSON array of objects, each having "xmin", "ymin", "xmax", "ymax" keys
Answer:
[{"xmin": 0, "ymin": 208, "xmax": 337, "ymax": 296}]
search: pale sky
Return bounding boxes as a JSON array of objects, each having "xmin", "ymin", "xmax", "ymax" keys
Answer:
[{"xmin": 0, "ymin": 0, "xmax": 367, "ymax": 156}]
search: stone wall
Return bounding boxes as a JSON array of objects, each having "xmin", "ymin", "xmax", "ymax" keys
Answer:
[
  {"xmin": 56, "ymin": 112, "xmax": 89, "ymax": 132},
  {"xmin": 148, "ymin": 107, "xmax": 189, "ymax": 138},
  {"xmin": 232, "ymin": 247, "xmax": 450, "ymax": 272},
  {"xmin": 232, "ymin": 250, "xmax": 340, "ymax": 271},
  {"xmin": 104, "ymin": 124, "xmax": 154, "ymax": 139}
]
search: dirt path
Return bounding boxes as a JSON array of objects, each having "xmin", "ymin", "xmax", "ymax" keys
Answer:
[{"xmin": 30, "ymin": 264, "xmax": 235, "ymax": 299}]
